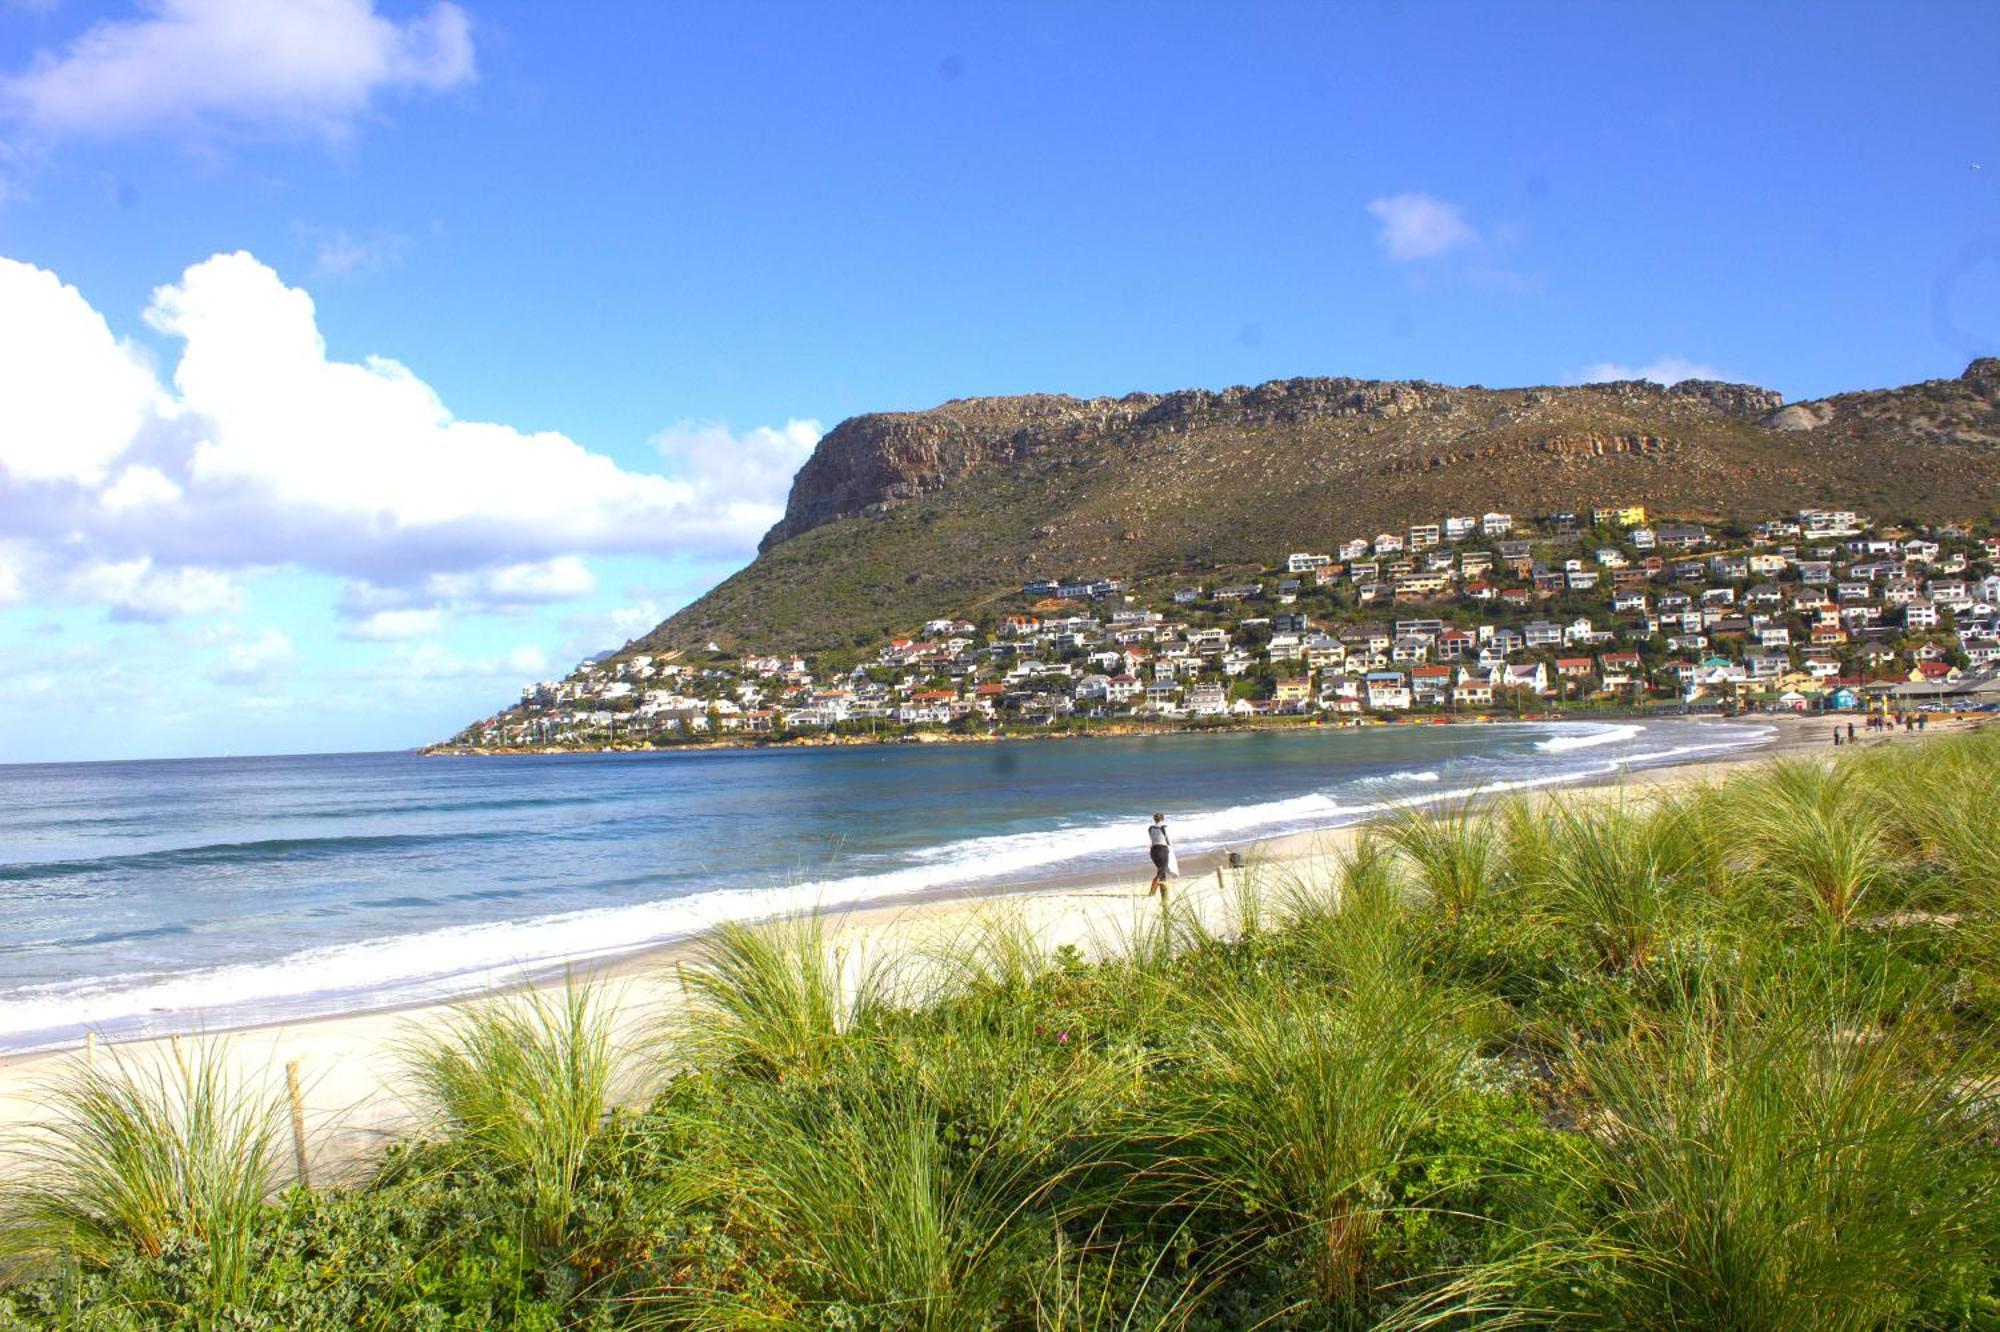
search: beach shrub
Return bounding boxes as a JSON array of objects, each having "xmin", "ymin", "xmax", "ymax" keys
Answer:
[
  {"xmin": 1524, "ymin": 969, "xmax": 2000, "ymax": 1329},
  {"xmin": 1150, "ymin": 881, "xmax": 1474, "ymax": 1309},
  {"xmin": 397, "ymin": 977, "xmax": 633, "ymax": 1249},
  {"xmin": 674, "ymin": 913, "xmax": 890, "ymax": 1079},
  {"xmin": 1725, "ymin": 760, "xmax": 1898, "ymax": 933},
  {"xmin": 0, "ymin": 1038, "xmax": 284, "ymax": 1314},
  {"xmin": 1536, "ymin": 796, "xmax": 1709, "ymax": 972},
  {"xmin": 1385, "ymin": 799, "xmax": 1500, "ymax": 923},
  {"xmin": 649, "ymin": 1036, "xmax": 1120, "ymax": 1329}
]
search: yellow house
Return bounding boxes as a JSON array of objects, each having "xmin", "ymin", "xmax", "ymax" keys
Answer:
[{"xmin": 1593, "ymin": 504, "xmax": 1648, "ymax": 528}]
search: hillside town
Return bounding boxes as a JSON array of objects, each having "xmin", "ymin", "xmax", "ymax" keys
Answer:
[{"xmin": 444, "ymin": 506, "xmax": 2000, "ymax": 749}]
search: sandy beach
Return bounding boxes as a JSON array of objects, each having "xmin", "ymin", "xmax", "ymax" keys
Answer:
[{"xmin": 0, "ymin": 712, "xmax": 1979, "ymax": 1178}]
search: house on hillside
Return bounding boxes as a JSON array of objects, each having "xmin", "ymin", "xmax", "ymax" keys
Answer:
[
  {"xmin": 1554, "ymin": 657, "xmax": 1594, "ymax": 687},
  {"xmin": 1188, "ymin": 683, "xmax": 1228, "ymax": 716},
  {"xmin": 1410, "ymin": 664, "xmax": 1452, "ymax": 704},
  {"xmin": 1450, "ymin": 674, "xmax": 1495, "ymax": 708},
  {"xmin": 1365, "ymin": 671, "xmax": 1412, "ymax": 711},
  {"xmin": 1274, "ymin": 677, "xmax": 1314, "ymax": 709}
]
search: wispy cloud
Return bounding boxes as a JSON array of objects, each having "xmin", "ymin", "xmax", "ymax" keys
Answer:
[
  {"xmin": 211, "ymin": 625, "xmax": 294, "ymax": 684},
  {"xmin": 340, "ymin": 607, "xmax": 444, "ymax": 642},
  {"xmin": 1365, "ymin": 192, "xmax": 1480, "ymax": 262},
  {"xmin": 1574, "ymin": 355, "xmax": 1724, "ymax": 386},
  {"xmin": 64, "ymin": 559, "xmax": 242, "ymax": 622},
  {"xmin": 297, "ymin": 224, "xmax": 413, "ymax": 280},
  {"xmin": 1, "ymin": 0, "xmax": 474, "ymax": 143}
]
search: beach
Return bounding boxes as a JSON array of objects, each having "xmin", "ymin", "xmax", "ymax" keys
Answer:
[{"xmin": 3, "ymin": 711, "xmax": 1975, "ymax": 1174}]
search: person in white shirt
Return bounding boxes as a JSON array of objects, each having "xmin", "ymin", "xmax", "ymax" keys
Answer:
[{"xmin": 1146, "ymin": 812, "xmax": 1174, "ymax": 896}]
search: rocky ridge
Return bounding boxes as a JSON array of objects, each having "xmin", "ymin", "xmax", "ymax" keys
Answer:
[{"xmin": 636, "ymin": 361, "xmax": 2000, "ymax": 658}]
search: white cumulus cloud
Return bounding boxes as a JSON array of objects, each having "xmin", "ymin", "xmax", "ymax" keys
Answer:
[
  {"xmin": 2, "ymin": 0, "xmax": 474, "ymax": 142},
  {"xmin": 1575, "ymin": 356, "xmax": 1724, "ymax": 386},
  {"xmin": 386, "ymin": 640, "xmax": 547, "ymax": 682},
  {"xmin": 469, "ymin": 556, "xmax": 598, "ymax": 604},
  {"xmin": 1366, "ymin": 192, "xmax": 1480, "ymax": 262},
  {"xmin": 652, "ymin": 417, "xmax": 823, "ymax": 548},
  {"xmin": 141, "ymin": 252, "xmax": 765, "ymax": 563},
  {"xmin": 0, "ymin": 249, "xmax": 823, "ymax": 626},
  {"xmin": 0, "ymin": 257, "xmax": 167, "ymax": 485}
]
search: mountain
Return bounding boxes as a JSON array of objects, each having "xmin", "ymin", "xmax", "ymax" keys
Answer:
[{"xmin": 622, "ymin": 359, "xmax": 2000, "ymax": 660}]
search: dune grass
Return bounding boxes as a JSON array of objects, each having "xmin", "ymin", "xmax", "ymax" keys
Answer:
[
  {"xmin": 396, "ymin": 976, "xmax": 634, "ymax": 1249},
  {"xmin": 1725, "ymin": 760, "xmax": 1898, "ymax": 932},
  {"xmin": 1538, "ymin": 967, "xmax": 2000, "ymax": 1329},
  {"xmin": 1383, "ymin": 798, "xmax": 1501, "ymax": 923},
  {"xmin": 673, "ymin": 911, "xmax": 891, "ymax": 1079},
  {"xmin": 1534, "ymin": 795, "xmax": 1710, "ymax": 972},
  {"xmin": 0, "ymin": 1038, "xmax": 285, "ymax": 1313},
  {"xmin": 5, "ymin": 727, "xmax": 2000, "ymax": 1328}
]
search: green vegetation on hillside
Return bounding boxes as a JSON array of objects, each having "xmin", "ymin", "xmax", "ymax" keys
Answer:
[
  {"xmin": 645, "ymin": 364, "xmax": 2000, "ymax": 657},
  {"xmin": 7, "ymin": 733, "xmax": 2000, "ymax": 1328}
]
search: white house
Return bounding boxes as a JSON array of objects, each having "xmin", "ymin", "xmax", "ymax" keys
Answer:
[{"xmin": 1365, "ymin": 671, "xmax": 1412, "ymax": 711}]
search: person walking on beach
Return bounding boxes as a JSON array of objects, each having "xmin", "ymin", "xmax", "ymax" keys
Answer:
[
  {"xmin": 1146, "ymin": 812, "xmax": 1174, "ymax": 896},
  {"xmin": 1847, "ymin": 722, "xmax": 1856, "ymax": 743}
]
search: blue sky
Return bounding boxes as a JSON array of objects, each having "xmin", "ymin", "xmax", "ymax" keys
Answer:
[{"xmin": 1, "ymin": 0, "xmax": 1995, "ymax": 763}]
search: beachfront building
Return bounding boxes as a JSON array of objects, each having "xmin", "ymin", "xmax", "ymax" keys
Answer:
[{"xmin": 1365, "ymin": 671, "xmax": 1412, "ymax": 711}]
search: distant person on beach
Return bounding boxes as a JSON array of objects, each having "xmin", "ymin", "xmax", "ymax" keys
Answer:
[
  {"xmin": 1848, "ymin": 722, "xmax": 1856, "ymax": 742},
  {"xmin": 1146, "ymin": 812, "xmax": 1174, "ymax": 896}
]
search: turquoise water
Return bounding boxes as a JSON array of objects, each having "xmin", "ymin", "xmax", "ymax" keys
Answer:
[{"xmin": 0, "ymin": 719, "xmax": 1769, "ymax": 1051}]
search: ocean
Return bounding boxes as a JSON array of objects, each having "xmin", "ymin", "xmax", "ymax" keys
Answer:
[{"xmin": 0, "ymin": 718, "xmax": 1770, "ymax": 1052}]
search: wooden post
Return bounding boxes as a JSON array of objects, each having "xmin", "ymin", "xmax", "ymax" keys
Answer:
[
  {"xmin": 1216, "ymin": 865, "xmax": 1227, "ymax": 894},
  {"xmin": 285, "ymin": 1060, "xmax": 311, "ymax": 1190},
  {"xmin": 169, "ymin": 1034, "xmax": 190, "ymax": 1083}
]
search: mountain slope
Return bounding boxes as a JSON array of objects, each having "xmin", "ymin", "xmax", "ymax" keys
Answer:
[{"xmin": 634, "ymin": 360, "xmax": 2000, "ymax": 658}]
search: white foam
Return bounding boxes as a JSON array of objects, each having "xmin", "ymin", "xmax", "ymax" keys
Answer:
[{"xmin": 1534, "ymin": 722, "xmax": 1643, "ymax": 753}]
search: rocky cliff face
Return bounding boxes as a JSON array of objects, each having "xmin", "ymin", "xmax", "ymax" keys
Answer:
[{"xmin": 762, "ymin": 376, "xmax": 1788, "ymax": 551}]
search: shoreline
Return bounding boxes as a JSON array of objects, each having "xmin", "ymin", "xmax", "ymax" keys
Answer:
[
  {"xmin": 420, "ymin": 706, "xmax": 1725, "ymax": 757},
  {"xmin": 1, "ymin": 714, "xmax": 1978, "ymax": 1169},
  {"xmin": 2, "ymin": 716, "xmax": 1770, "ymax": 1057}
]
